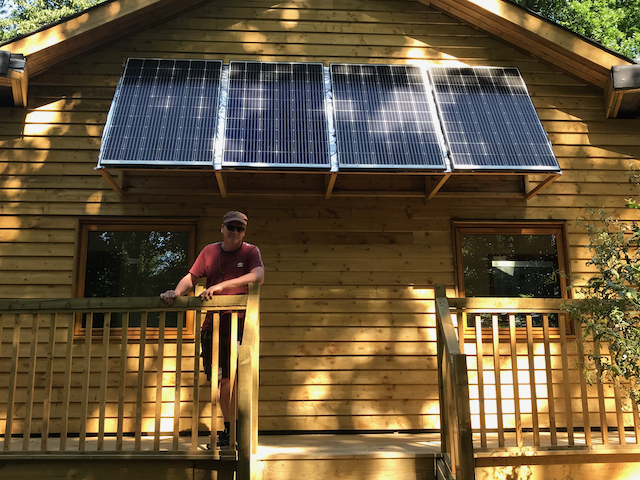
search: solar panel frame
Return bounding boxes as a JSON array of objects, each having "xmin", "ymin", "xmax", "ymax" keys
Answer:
[
  {"xmin": 330, "ymin": 63, "xmax": 449, "ymax": 172},
  {"xmin": 429, "ymin": 66, "xmax": 561, "ymax": 173},
  {"xmin": 222, "ymin": 61, "xmax": 331, "ymax": 169},
  {"xmin": 99, "ymin": 58, "xmax": 223, "ymax": 168}
]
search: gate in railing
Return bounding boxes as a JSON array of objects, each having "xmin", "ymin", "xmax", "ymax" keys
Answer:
[{"xmin": 0, "ymin": 284, "xmax": 260, "ymax": 479}]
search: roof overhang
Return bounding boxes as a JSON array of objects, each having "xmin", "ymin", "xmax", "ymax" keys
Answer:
[
  {"xmin": 605, "ymin": 65, "xmax": 640, "ymax": 118},
  {"xmin": 0, "ymin": 0, "xmax": 208, "ymax": 78},
  {"xmin": 423, "ymin": 0, "xmax": 634, "ymax": 88},
  {"xmin": 0, "ymin": 51, "xmax": 27, "ymax": 106}
]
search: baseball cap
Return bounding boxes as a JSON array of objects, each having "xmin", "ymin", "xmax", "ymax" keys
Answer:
[{"xmin": 222, "ymin": 211, "xmax": 248, "ymax": 225}]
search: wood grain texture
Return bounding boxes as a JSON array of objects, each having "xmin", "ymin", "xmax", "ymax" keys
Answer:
[{"xmin": 1, "ymin": 0, "xmax": 640, "ymax": 439}]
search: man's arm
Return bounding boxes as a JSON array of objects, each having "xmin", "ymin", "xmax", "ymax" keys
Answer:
[
  {"xmin": 199, "ymin": 266, "xmax": 265, "ymax": 300},
  {"xmin": 160, "ymin": 272, "xmax": 198, "ymax": 305}
]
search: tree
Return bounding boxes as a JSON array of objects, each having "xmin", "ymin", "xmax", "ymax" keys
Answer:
[
  {"xmin": 564, "ymin": 205, "xmax": 640, "ymax": 404},
  {"xmin": 0, "ymin": 0, "xmax": 107, "ymax": 42},
  {"xmin": 512, "ymin": 0, "xmax": 640, "ymax": 59}
]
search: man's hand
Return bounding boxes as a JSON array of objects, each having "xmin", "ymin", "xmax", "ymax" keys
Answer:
[
  {"xmin": 160, "ymin": 290, "xmax": 178, "ymax": 305},
  {"xmin": 199, "ymin": 284, "xmax": 224, "ymax": 300}
]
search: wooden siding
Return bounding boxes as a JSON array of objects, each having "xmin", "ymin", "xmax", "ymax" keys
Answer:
[{"xmin": 1, "ymin": 0, "xmax": 640, "ymax": 433}]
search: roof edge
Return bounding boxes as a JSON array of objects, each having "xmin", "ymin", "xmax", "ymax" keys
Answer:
[
  {"xmin": 1, "ymin": 0, "xmax": 207, "ymax": 76},
  {"xmin": 427, "ymin": 0, "xmax": 634, "ymax": 88}
]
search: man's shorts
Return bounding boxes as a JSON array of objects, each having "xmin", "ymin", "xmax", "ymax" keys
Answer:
[{"xmin": 200, "ymin": 312, "xmax": 245, "ymax": 381}]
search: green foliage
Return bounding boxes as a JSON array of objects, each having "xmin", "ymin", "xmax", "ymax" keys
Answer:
[
  {"xmin": 513, "ymin": 0, "xmax": 640, "ymax": 59},
  {"xmin": 0, "ymin": 0, "xmax": 107, "ymax": 42},
  {"xmin": 564, "ymin": 208, "xmax": 640, "ymax": 404}
]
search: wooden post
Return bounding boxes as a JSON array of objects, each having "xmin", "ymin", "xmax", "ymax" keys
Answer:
[{"xmin": 238, "ymin": 345, "xmax": 256, "ymax": 480}]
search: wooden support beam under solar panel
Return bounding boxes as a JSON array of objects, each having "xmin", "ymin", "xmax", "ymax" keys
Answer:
[
  {"xmin": 222, "ymin": 61, "xmax": 331, "ymax": 170},
  {"xmin": 97, "ymin": 58, "xmax": 223, "ymax": 169},
  {"xmin": 429, "ymin": 66, "xmax": 561, "ymax": 198}
]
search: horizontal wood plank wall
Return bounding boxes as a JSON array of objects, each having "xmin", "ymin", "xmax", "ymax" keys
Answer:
[{"xmin": 1, "ymin": 0, "xmax": 640, "ymax": 433}]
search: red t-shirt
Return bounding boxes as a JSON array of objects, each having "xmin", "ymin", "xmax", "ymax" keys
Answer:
[{"xmin": 189, "ymin": 241, "xmax": 264, "ymax": 331}]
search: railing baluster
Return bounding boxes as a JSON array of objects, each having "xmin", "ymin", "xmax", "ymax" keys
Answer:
[
  {"xmin": 79, "ymin": 313, "xmax": 93, "ymax": 451},
  {"xmin": 136, "ymin": 312, "xmax": 147, "ymax": 451},
  {"xmin": 210, "ymin": 312, "xmax": 220, "ymax": 451},
  {"xmin": 60, "ymin": 314, "xmax": 74, "ymax": 451},
  {"xmin": 526, "ymin": 314, "xmax": 540, "ymax": 446},
  {"xmin": 4, "ymin": 314, "xmax": 21, "ymax": 451},
  {"xmin": 594, "ymin": 340, "xmax": 609, "ymax": 445},
  {"xmin": 542, "ymin": 315, "xmax": 557, "ymax": 445},
  {"xmin": 117, "ymin": 313, "xmax": 128, "ymax": 451},
  {"xmin": 509, "ymin": 314, "xmax": 523, "ymax": 448},
  {"xmin": 192, "ymin": 310, "xmax": 202, "ymax": 451},
  {"xmin": 230, "ymin": 311, "xmax": 238, "ymax": 449},
  {"xmin": 613, "ymin": 378, "xmax": 626, "ymax": 445},
  {"xmin": 23, "ymin": 313, "xmax": 39, "ymax": 451},
  {"xmin": 41, "ymin": 313, "xmax": 56, "ymax": 451},
  {"xmin": 632, "ymin": 396, "xmax": 640, "ymax": 445},
  {"xmin": 173, "ymin": 311, "xmax": 183, "ymax": 451},
  {"xmin": 155, "ymin": 312, "xmax": 166, "ymax": 451},
  {"xmin": 574, "ymin": 320, "xmax": 590, "ymax": 446},
  {"xmin": 491, "ymin": 315, "xmax": 504, "ymax": 447},
  {"xmin": 474, "ymin": 315, "xmax": 486, "ymax": 448},
  {"xmin": 98, "ymin": 313, "xmax": 110, "ymax": 450}
]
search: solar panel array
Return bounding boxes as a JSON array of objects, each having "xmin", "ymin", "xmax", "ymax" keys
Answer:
[
  {"xmin": 330, "ymin": 64, "xmax": 447, "ymax": 170},
  {"xmin": 223, "ymin": 61, "xmax": 330, "ymax": 168},
  {"xmin": 99, "ymin": 59, "xmax": 561, "ymax": 176},
  {"xmin": 99, "ymin": 58, "xmax": 222, "ymax": 167},
  {"xmin": 429, "ymin": 67, "xmax": 560, "ymax": 172}
]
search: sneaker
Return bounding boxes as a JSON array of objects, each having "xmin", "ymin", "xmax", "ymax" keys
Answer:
[{"xmin": 217, "ymin": 430, "xmax": 230, "ymax": 448}]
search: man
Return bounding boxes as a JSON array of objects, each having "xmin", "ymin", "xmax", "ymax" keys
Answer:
[{"xmin": 160, "ymin": 210, "xmax": 265, "ymax": 447}]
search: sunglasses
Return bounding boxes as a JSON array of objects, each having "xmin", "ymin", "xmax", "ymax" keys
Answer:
[{"xmin": 225, "ymin": 224, "xmax": 245, "ymax": 233}]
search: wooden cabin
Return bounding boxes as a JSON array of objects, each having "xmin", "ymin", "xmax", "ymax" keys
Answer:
[{"xmin": 2, "ymin": 0, "xmax": 640, "ymax": 479}]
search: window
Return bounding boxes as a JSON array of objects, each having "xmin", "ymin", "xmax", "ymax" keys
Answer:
[
  {"xmin": 76, "ymin": 218, "xmax": 197, "ymax": 337},
  {"xmin": 453, "ymin": 222, "xmax": 569, "ymax": 330}
]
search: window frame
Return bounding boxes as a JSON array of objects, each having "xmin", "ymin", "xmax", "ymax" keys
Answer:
[
  {"xmin": 74, "ymin": 217, "xmax": 198, "ymax": 339},
  {"xmin": 452, "ymin": 220, "xmax": 572, "ymax": 338}
]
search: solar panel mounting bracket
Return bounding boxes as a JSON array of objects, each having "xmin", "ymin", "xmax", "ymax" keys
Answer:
[
  {"xmin": 524, "ymin": 173, "xmax": 561, "ymax": 199},
  {"xmin": 215, "ymin": 171, "xmax": 228, "ymax": 198},
  {"xmin": 96, "ymin": 167, "xmax": 125, "ymax": 197},
  {"xmin": 325, "ymin": 173, "xmax": 338, "ymax": 199}
]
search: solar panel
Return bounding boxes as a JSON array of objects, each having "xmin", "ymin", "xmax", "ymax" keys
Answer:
[
  {"xmin": 429, "ymin": 67, "xmax": 560, "ymax": 172},
  {"xmin": 99, "ymin": 58, "xmax": 222, "ymax": 167},
  {"xmin": 223, "ymin": 61, "xmax": 330, "ymax": 168},
  {"xmin": 330, "ymin": 64, "xmax": 448, "ymax": 171}
]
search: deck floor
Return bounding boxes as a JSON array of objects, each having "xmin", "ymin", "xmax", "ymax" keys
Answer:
[{"xmin": 3, "ymin": 430, "xmax": 638, "ymax": 457}]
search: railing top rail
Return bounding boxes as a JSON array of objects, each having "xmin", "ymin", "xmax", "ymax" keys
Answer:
[
  {"xmin": 448, "ymin": 297, "xmax": 566, "ymax": 313},
  {"xmin": 0, "ymin": 295, "xmax": 249, "ymax": 314}
]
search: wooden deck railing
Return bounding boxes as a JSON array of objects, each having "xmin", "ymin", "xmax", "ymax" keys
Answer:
[
  {"xmin": 436, "ymin": 286, "xmax": 640, "ymax": 452},
  {"xmin": 434, "ymin": 284, "xmax": 475, "ymax": 480},
  {"xmin": 0, "ymin": 284, "xmax": 260, "ymax": 479}
]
